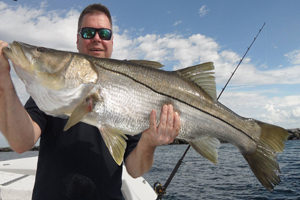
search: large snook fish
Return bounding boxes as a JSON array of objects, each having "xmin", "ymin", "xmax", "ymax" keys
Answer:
[{"xmin": 3, "ymin": 41, "xmax": 288, "ymax": 190}]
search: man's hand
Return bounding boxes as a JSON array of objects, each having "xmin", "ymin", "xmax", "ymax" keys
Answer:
[
  {"xmin": 0, "ymin": 40, "xmax": 10, "ymax": 75},
  {"xmin": 125, "ymin": 104, "xmax": 181, "ymax": 178},
  {"xmin": 141, "ymin": 104, "xmax": 181, "ymax": 148}
]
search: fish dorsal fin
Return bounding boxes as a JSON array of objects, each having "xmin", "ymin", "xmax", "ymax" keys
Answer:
[
  {"xmin": 189, "ymin": 136, "xmax": 220, "ymax": 164},
  {"xmin": 99, "ymin": 125, "xmax": 128, "ymax": 166},
  {"xmin": 126, "ymin": 60, "xmax": 164, "ymax": 69},
  {"xmin": 176, "ymin": 62, "xmax": 217, "ymax": 100}
]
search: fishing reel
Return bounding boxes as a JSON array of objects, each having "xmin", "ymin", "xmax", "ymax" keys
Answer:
[{"xmin": 154, "ymin": 181, "xmax": 166, "ymax": 199}]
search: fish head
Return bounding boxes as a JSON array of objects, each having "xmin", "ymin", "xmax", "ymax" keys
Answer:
[
  {"xmin": 3, "ymin": 41, "xmax": 73, "ymax": 89},
  {"xmin": 3, "ymin": 41, "xmax": 101, "ymax": 120}
]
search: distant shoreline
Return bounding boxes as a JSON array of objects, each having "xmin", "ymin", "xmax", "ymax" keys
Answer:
[
  {"xmin": 287, "ymin": 128, "xmax": 300, "ymax": 140},
  {"xmin": 1, "ymin": 128, "xmax": 299, "ymax": 152},
  {"xmin": 0, "ymin": 146, "xmax": 39, "ymax": 152}
]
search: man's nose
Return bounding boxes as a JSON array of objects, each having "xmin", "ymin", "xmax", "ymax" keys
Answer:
[{"xmin": 92, "ymin": 32, "xmax": 102, "ymax": 42}]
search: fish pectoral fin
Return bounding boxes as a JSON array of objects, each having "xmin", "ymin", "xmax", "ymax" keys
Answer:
[
  {"xmin": 190, "ymin": 136, "xmax": 220, "ymax": 164},
  {"xmin": 99, "ymin": 125, "xmax": 128, "ymax": 166},
  {"xmin": 63, "ymin": 94, "xmax": 96, "ymax": 131}
]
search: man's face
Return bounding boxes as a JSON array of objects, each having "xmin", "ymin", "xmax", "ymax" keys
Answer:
[{"xmin": 77, "ymin": 12, "xmax": 113, "ymax": 58}]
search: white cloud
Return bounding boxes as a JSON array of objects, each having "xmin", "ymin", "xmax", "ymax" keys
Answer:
[
  {"xmin": 114, "ymin": 32, "xmax": 220, "ymax": 68},
  {"xmin": 261, "ymin": 96, "xmax": 300, "ymax": 128},
  {"xmin": 114, "ymin": 28, "xmax": 300, "ymax": 86},
  {"xmin": 285, "ymin": 49, "xmax": 300, "ymax": 64},
  {"xmin": 220, "ymin": 50, "xmax": 240, "ymax": 63},
  {"xmin": 199, "ymin": 5, "xmax": 209, "ymax": 17},
  {"xmin": 173, "ymin": 20, "xmax": 182, "ymax": 26},
  {"xmin": 220, "ymin": 92, "xmax": 300, "ymax": 129},
  {"xmin": 0, "ymin": 2, "xmax": 299, "ymax": 129},
  {"xmin": 0, "ymin": 2, "xmax": 79, "ymax": 105},
  {"xmin": 0, "ymin": 2, "xmax": 79, "ymax": 51},
  {"xmin": 292, "ymin": 107, "xmax": 300, "ymax": 117},
  {"xmin": 10, "ymin": 66, "xmax": 30, "ymax": 104},
  {"xmin": 2, "ymin": 2, "xmax": 300, "ymax": 87},
  {"xmin": 0, "ymin": 1, "xmax": 7, "ymax": 10}
]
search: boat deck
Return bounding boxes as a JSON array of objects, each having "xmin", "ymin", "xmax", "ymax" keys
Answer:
[{"xmin": 0, "ymin": 156, "xmax": 157, "ymax": 200}]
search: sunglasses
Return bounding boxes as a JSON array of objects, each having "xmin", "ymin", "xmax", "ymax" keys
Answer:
[{"xmin": 79, "ymin": 27, "xmax": 112, "ymax": 40}]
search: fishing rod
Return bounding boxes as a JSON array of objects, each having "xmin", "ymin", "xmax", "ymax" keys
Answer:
[{"xmin": 154, "ymin": 22, "xmax": 266, "ymax": 200}]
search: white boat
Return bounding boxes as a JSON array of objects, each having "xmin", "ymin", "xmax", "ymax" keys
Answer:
[{"xmin": 0, "ymin": 156, "xmax": 157, "ymax": 200}]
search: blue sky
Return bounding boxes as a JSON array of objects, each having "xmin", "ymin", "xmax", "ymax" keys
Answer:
[{"xmin": 0, "ymin": 0, "xmax": 299, "ymax": 146}]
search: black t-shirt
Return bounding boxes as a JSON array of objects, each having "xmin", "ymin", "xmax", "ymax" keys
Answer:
[{"xmin": 25, "ymin": 97, "xmax": 141, "ymax": 200}]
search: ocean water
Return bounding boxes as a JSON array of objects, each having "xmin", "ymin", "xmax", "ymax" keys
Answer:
[
  {"xmin": 0, "ymin": 141, "xmax": 299, "ymax": 200},
  {"xmin": 144, "ymin": 140, "xmax": 300, "ymax": 200}
]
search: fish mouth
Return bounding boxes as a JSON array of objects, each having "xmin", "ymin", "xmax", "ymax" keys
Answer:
[
  {"xmin": 3, "ymin": 41, "xmax": 35, "ymax": 75},
  {"xmin": 3, "ymin": 41, "xmax": 20, "ymax": 59},
  {"xmin": 3, "ymin": 41, "xmax": 24, "ymax": 64},
  {"xmin": 2, "ymin": 46, "xmax": 12, "ymax": 58}
]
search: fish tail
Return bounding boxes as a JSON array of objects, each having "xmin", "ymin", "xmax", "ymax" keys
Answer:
[{"xmin": 243, "ymin": 121, "xmax": 288, "ymax": 190}]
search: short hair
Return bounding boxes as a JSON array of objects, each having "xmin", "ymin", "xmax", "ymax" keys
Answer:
[{"xmin": 77, "ymin": 4, "xmax": 112, "ymax": 33}]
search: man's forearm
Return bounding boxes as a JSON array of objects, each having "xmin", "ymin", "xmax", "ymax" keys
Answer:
[
  {"xmin": 125, "ymin": 136, "xmax": 156, "ymax": 178},
  {"xmin": 0, "ymin": 75, "xmax": 39, "ymax": 153}
]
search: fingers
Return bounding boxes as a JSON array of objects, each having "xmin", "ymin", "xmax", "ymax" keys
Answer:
[
  {"xmin": 173, "ymin": 111, "xmax": 180, "ymax": 136},
  {"xmin": 158, "ymin": 104, "xmax": 168, "ymax": 130},
  {"xmin": 157, "ymin": 104, "xmax": 170, "ymax": 137},
  {"xmin": 167, "ymin": 105, "xmax": 174, "ymax": 128},
  {"xmin": 0, "ymin": 40, "xmax": 8, "ymax": 53},
  {"xmin": 157, "ymin": 104, "xmax": 180, "ymax": 143},
  {"xmin": 0, "ymin": 40, "xmax": 10, "ymax": 73},
  {"xmin": 149, "ymin": 109, "xmax": 157, "ymax": 131},
  {"xmin": 0, "ymin": 40, "xmax": 9, "ymax": 61},
  {"xmin": 143, "ymin": 104, "xmax": 181, "ymax": 147}
]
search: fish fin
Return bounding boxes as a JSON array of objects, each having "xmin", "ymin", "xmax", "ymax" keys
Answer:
[
  {"xmin": 243, "ymin": 121, "xmax": 288, "ymax": 190},
  {"xmin": 99, "ymin": 125, "xmax": 128, "ymax": 166},
  {"xmin": 176, "ymin": 62, "xmax": 217, "ymax": 100},
  {"xmin": 63, "ymin": 94, "xmax": 96, "ymax": 131},
  {"xmin": 125, "ymin": 60, "xmax": 164, "ymax": 69},
  {"xmin": 190, "ymin": 136, "xmax": 220, "ymax": 164}
]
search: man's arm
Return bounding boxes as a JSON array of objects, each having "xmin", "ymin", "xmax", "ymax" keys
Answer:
[
  {"xmin": 0, "ymin": 40, "xmax": 41, "ymax": 153},
  {"xmin": 125, "ymin": 104, "xmax": 180, "ymax": 178}
]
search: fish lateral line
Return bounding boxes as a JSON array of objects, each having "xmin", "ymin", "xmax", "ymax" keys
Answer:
[{"xmin": 96, "ymin": 63, "xmax": 255, "ymax": 142}]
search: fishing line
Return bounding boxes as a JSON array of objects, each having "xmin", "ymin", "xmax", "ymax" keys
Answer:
[{"xmin": 154, "ymin": 22, "xmax": 266, "ymax": 200}]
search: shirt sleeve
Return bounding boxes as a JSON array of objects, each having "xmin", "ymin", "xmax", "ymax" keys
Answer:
[{"xmin": 124, "ymin": 133, "xmax": 141, "ymax": 159}]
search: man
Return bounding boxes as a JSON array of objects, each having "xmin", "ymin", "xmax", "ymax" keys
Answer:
[{"xmin": 0, "ymin": 3, "xmax": 180, "ymax": 200}]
